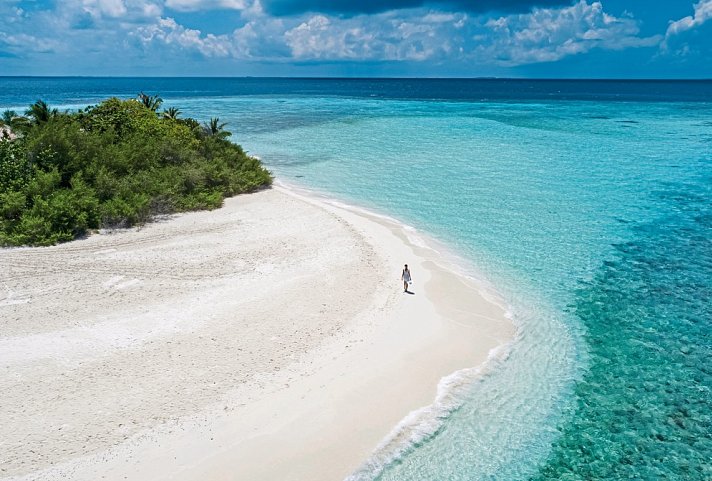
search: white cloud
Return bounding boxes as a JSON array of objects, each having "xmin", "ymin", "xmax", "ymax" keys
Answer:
[
  {"xmin": 129, "ymin": 1, "xmax": 660, "ymax": 65},
  {"xmin": 285, "ymin": 15, "xmax": 376, "ymax": 60},
  {"xmin": 279, "ymin": 1, "xmax": 660, "ymax": 65},
  {"xmin": 0, "ymin": 31, "xmax": 60, "ymax": 53},
  {"xmin": 662, "ymin": 0, "xmax": 712, "ymax": 52},
  {"xmin": 231, "ymin": 16, "xmax": 290, "ymax": 58},
  {"xmin": 81, "ymin": 0, "xmax": 127, "ymax": 18},
  {"xmin": 62, "ymin": 0, "xmax": 163, "ymax": 21},
  {"xmin": 421, "ymin": 12, "xmax": 457, "ymax": 23},
  {"xmin": 134, "ymin": 17, "xmax": 233, "ymax": 56},
  {"xmin": 164, "ymin": 0, "xmax": 250, "ymax": 12},
  {"xmin": 477, "ymin": 0, "xmax": 660, "ymax": 66},
  {"xmin": 284, "ymin": 11, "xmax": 465, "ymax": 61},
  {"xmin": 0, "ymin": 0, "xmax": 671, "ymax": 73},
  {"xmin": 134, "ymin": 13, "xmax": 293, "ymax": 59},
  {"xmin": 131, "ymin": 9, "xmax": 460, "ymax": 62}
]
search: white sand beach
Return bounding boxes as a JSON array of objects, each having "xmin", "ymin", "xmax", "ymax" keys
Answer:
[{"xmin": 0, "ymin": 185, "xmax": 514, "ymax": 481}]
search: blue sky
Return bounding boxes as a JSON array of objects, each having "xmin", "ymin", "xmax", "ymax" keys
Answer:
[{"xmin": 0, "ymin": 0, "xmax": 710, "ymax": 77}]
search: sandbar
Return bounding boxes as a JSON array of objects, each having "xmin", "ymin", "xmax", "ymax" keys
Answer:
[{"xmin": 0, "ymin": 185, "xmax": 514, "ymax": 481}]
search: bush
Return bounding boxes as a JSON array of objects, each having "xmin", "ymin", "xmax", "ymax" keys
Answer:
[
  {"xmin": 0, "ymin": 97, "xmax": 272, "ymax": 246},
  {"xmin": 0, "ymin": 138, "xmax": 32, "ymax": 193}
]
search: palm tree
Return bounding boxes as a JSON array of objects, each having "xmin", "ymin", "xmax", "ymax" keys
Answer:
[
  {"xmin": 25, "ymin": 100, "xmax": 58, "ymax": 124},
  {"xmin": 162, "ymin": 107, "xmax": 181, "ymax": 120},
  {"xmin": 203, "ymin": 117, "xmax": 231, "ymax": 139},
  {"xmin": 1, "ymin": 109, "xmax": 30, "ymax": 133},
  {"xmin": 1, "ymin": 109, "xmax": 17, "ymax": 126},
  {"xmin": 138, "ymin": 92, "xmax": 163, "ymax": 112}
]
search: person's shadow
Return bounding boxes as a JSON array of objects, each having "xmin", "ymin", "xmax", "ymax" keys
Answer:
[{"xmin": 404, "ymin": 289, "xmax": 415, "ymax": 295}]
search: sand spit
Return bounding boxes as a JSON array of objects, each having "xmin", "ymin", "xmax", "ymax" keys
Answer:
[{"xmin": 0, "ymin": 186, "xmax": 514, "ymax": 481}]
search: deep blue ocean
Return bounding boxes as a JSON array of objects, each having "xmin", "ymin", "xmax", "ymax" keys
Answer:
[{"xmin": 2, "ymin": 78, "xmax": 710, "ymax": 480}]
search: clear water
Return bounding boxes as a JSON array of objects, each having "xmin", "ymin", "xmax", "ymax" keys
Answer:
[{"xmin": 2, "ymin": 78, "xmax": 710, "ymax": 480}]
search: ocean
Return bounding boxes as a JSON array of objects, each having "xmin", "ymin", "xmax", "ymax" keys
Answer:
[{"xmin": 2, "ymin": 78, "xmax": 710, "ymax": 480}]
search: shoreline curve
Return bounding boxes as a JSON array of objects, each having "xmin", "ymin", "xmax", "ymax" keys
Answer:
[{"xmin": 0, "ymin": 183, "xmax": 515, "ymax": 481}]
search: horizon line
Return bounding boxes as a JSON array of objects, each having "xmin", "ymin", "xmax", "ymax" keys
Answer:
[{"xmin": 1, "ymin": 76, "xmax": 711, "ymax": 81}]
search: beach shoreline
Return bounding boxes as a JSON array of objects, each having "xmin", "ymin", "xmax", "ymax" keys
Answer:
[{"xmin": 1, "ymin": 184, "xmax": 515, "ymax": 481}]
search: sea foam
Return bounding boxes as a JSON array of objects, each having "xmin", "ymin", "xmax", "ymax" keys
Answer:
[{"xmin": 346, "ymin": 343, "xmax": 512, "ymax": 481}]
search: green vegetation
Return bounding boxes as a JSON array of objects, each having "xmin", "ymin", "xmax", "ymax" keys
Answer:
[{"xmin": 0, "ymin": 95, "xmax": 271, "ymax": 246}]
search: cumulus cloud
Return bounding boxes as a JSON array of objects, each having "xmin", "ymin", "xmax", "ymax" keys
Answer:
[
  {"xmin": 0, "ymin": 32, "xmax": 60, "ymax": 54},
  {"xmin": 164, "ymin": 0, "xmax": 250, "ymax": 12},
  {"xmin": 284, "ymin": 12, "xmax": 463, "ymax": 61},
  {"xmin": 0, "ymin": 4, "xmax": 66, "ymax": 55},
  {"xmin": 0, "ymin": 0, "xmax": 165, "ymax": 62},
  {"xmin": 82, "ymin": 0, "xmax": 128, "ymax": 18},
  {"xmin": 662, "ymin": 0, "xmax": 712, "ymax": 53},
  {"xmin": 665, "ymin": 0, "xmax": 712, "ymax": 37},
  {"xmin": 0, "ymin": 0, "xmax": 681, "ymax": 75},
  {"xmin": 129, "ymin": 0, "xmax": 659, "ymax": 66},
  {"xmin": 263, "ymin": 0, "xmax": 567, "ymax": 17},
  {"xmin": 231, "ymin": 17, "xmax": 293, "ymax": 58},
  {"xmin": 133, "ymin": 13, "xmax": 290, "ymax": 59},
  {"xmin": 280, "ymin": 0, "xmax": 659, "ymax": 65},
  {"xmin": 73, "ymin": 0, "xmax": 163, "ymax": 19},
  {"xmin": 477, "ymin": 0, "xmax": 661, "ymax": 66},
  {"xmin": 135, "ymin": 7, "xmax": 462, "ymax": 62},
  {"xmin": 134, "ymin": 17, "xmax": 233, "ymax": 56}
]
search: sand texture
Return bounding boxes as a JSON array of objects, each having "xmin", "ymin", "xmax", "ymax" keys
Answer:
[{"xmin": 0, "ymin": 186, "xmax": 513, "ymax": 481}]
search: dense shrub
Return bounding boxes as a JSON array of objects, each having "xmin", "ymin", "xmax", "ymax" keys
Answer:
[
  {"xmin": 0, "ymin": 139, "xmax": 32, "ymax": 192},
  {"xmin": 0, "ymin": 97, "xmax": 272, "ymax": 246}
]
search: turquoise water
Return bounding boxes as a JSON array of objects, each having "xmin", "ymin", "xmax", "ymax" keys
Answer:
[
  {"xmin": 2, "ymin": 79, "xmax": 710, "ymax": 479},
  {"xmin": 227, "ymin": 97, "xmax": 712, "ymax": 480}
]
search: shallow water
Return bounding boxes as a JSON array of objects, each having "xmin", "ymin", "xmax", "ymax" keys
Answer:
[{"xmin": 2, "ymin": 78, "xmax": 711, "ymax": 480}]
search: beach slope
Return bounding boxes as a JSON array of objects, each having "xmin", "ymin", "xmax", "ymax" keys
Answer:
[{"xmin": 0, "ymin": 186, "xmax": 513, "ymax": 481}]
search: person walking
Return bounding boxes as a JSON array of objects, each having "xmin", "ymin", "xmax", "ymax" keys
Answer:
[{"xmin": 401, "ymin": 264, "xmax": 412, "ymax": 292}]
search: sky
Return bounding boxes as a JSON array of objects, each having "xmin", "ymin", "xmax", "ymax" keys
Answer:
[{"xmin": 0, "ymin": 0, "xmax": 710, "ymax": 77}]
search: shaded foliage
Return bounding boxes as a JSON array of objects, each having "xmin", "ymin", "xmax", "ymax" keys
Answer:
[
  {"xmin": 203, "ymin": 117, "xmax": 231, "ymax": 139},
  {"xmin": 26, "ymin": 100, "xmax": 58, "ymax": 124},
  {"xmin": 138, "ymin": 92, "xmax": 163, "ymax": 111},
  {"xmin": 0, "ymin": 97, "xmax": 272, "ymax": 246},
  {"xmin": 163, "ymin": 107, "xmax": 181, "ymax": 120},
  {"xmin": 1, "ymin": 110, "xmax": 18, "ymax": 125},
  {"xmin": 2, "ymin": 109, "xmax": 31, "ymax": 133}
]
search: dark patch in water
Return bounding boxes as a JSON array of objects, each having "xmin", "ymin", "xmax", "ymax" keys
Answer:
[
  {"xmin": 473, "ymin": 113, "xmax": 568, "ymax": 133},
  {"xmin": 531, "ymin": 179, "xmax": 712, "ymax": 480},
  {"xmin": 615, "ymin": 120, "xmax": 640, "ymax": 124}
]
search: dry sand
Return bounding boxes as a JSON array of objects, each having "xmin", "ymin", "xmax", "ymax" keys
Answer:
[{"xmin": 0, "ymin": 185, "xmax": 514, "ymax": 481}]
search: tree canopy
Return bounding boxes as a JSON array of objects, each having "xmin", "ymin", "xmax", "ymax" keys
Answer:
[{"xmin": 0, "ymin": 95, "xmax": 272, "ymax": 246}]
